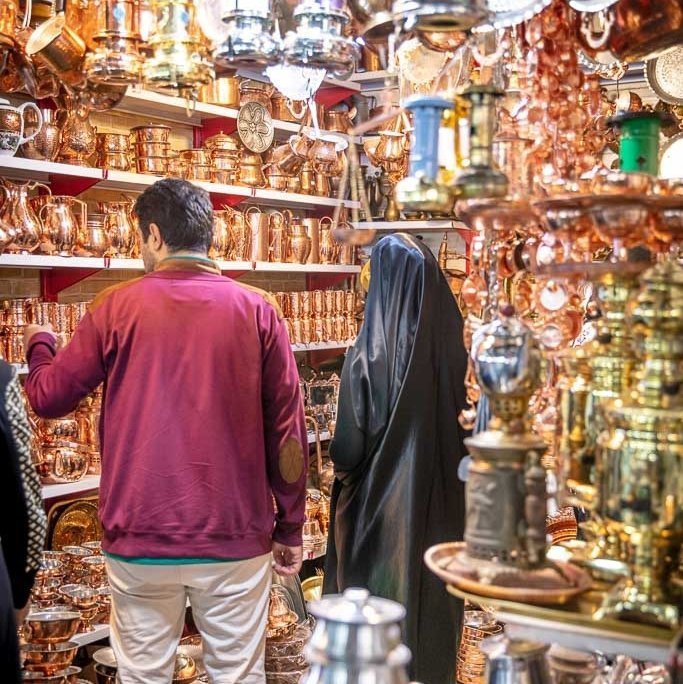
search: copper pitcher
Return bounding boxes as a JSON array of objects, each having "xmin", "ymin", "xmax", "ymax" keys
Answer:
[
  {"xmin": 246, "ymin": 206, "xmax": 269, "ymax": 262},
  {"xmin": 269, "ymin": 211, "xmax": 287, "ymax": 263},
  {"xmin": 102, "ymin": 201, "xmax": 134, "ymax": 256},
  {"xmin": 229, "ymin": 209, "xmax": 250, "ymax": 261},
  {"xmin": 39, "ymin": 196, "xmax": 86, "ymax": 256},
  {"xmin": 58, "ymin": 93, "xmax": 96, "ymax": 166},
  {"xmin": 21, "ymin": 108, "xmax": 61, "ymax": 161},
  {"xmin": 0, "ymin": 180, "xmax": 48, "ymax": 253},
  {"xmin": 324, "ymin": 105, "xmax": 357, "ymax": 134},
  {"xmin": 75, "ymin": 212, "xmax": 109, "ymax": 257},
  {"xmin": 238, "ymin": 152, "xmax": 266, "ymax": 188},
  {"xmin": 302, "ymin": 217, "xmax": 320, "ymax": 264},
  {"xmin": 289, "ymin": 220, "xmax": 311, "ymax": 265},
  {"xmin": 319, "ymin": 216, "xmax": 338, "ymax": 265},
  {"xmin": 210, "ymin": 210, "xmax": 230, "ymax": 260},
  {"xmin": 300, "ymin": 162, "xmax": 315, "ymax": 195}
]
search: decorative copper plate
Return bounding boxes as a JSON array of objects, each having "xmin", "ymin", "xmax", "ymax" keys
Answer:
[
  {"xmin": 237, "ymin": 102, "xmax": 274, "ymax": 154},
  {"xmin": 424, "ymin": 542, "xmax": 593, "ymax": 606},
  {"xmin": 646, "ymin": 47, "xmax": 683, "ymax": 106},
  {"xmin": 49, "ymin": 499, "xmax": 101, "ymax": 550}
]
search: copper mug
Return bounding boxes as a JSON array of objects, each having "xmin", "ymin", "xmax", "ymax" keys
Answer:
[
  {"xmin": 26, "ymin": 14, "xmax": 87, "ymax": 88},
  {"xmin": 246, "ymin": 206, "xmax": 269, "ymax": 261},
  {"xmin": 302, "ymin": 217, "xmax": 320, "ymax": 264}
]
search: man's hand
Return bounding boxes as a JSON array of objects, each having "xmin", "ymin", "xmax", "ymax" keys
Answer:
[
  {"xmin": 23, "ymin": 324, "xmax": 55, "ymax": 354},
  {"xmin": 272, "ymin": 542, "xmax": 303, "ymax": 576}
]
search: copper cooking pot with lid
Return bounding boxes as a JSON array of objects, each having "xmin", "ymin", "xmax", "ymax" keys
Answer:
[
  {"xmin": 204, "ymin": 131, "xmax": 240, "ymax": 152},
  {"xmin": 130, "ymin": 123, "xmax": 171, "ymax": 143}
]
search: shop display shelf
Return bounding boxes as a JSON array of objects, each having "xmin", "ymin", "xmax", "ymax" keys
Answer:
[
  {"xmin": 119, "ymin": 88, "xmax": 362, "ymax": 144},
  {"xmin": 41, "ymin": 475, "xmax": 101, "ymax": 500},
  {"xmin": 0, "ymin": 158, "xmax": 361, "ymax": 210},
  {"xmin": 291, "ymin": 341, "xmax": 352, "ymax": 352},
  {"xmin": 354, "ymin": 219, "xmax": 473, "ymax": 234},
  {"xmin": 72, "ymin": 622, "xmax": 110, "ymax": 647},
  {"xmin": 446, "ymin": 585, "xmax": 677, "ymax": 663},
  {"xmin": 0, "ymin": 254, "xmax": 360, "ymax": 274}
]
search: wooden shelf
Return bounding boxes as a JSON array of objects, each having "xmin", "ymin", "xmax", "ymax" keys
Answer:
[
  {"xmin": 41, "ymin": 475, "xmax": 100, "ymax": 500},
  {"xmin": 0, "ymin": 158, "xmax": 360, "ymax": 210},
  {"xmin": 0, "ymin": 254, "xmax": 360, "ymax": 273}
]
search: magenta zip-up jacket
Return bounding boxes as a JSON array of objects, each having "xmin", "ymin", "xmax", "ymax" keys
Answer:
[{"xmin": 25, "ymin": 258, "xmax": 308, "ymax": 560}]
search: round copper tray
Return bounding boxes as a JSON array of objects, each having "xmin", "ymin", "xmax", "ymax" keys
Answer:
[{"xmin": 424, "ymin": 542, "xmax": 592, "ymax": 606}]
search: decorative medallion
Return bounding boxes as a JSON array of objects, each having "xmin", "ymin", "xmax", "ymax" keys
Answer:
[
  {"xmin": 646, "ymin": 46, "xmax": 683, "ymax": 106},
  {"xmin": 237, "ymin": 101, "xmax": 274, "ymax": 153},
  {"xmin": 50, "ymin": 499, "xmax": 101, "ymax": 550}
]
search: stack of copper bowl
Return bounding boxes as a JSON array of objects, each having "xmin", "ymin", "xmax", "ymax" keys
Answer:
[
  {"xmin": 96, "ymin": 132, "xmax": 131, "ymax": 172},
  {"xmin": 204, "ymin": 132, "xmax": 241, "ymax": 185},
  {"xmin": 178, "ymin": 148, "xmax": 212, "ymax": 182},
  {"xmin": 21, "ymin": 571, "xmax": 82, "ymax": 683},
  {"xmin": 130, "ymin": 124, "xmax": 173, "ymax": 176}
]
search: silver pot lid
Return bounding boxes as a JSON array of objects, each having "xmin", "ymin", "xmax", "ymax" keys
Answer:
[{"xmin": 308, "ymin": 588, "xmax": 406, "ymax": 625}]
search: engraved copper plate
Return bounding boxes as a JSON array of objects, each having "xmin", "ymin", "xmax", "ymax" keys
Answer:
[
  {"xmin": 646, "ymin": 46, "xmax": 683, "ymax": 106},
  {"xmin": 237, "ymin": 101, "xmax": 274, "ymax": 153},
  {"xmin": 49, "ymin": 500, "xmax": 101, "ymax": 550}
]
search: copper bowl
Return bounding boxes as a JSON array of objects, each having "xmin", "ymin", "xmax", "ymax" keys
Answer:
[
  {"xmin": 204, "ymin": 132, "xmax": 240, "ymax": 152},
  {"xmin": 211, "ymin": 153, "xmax": 239, "ymax": 171},
  {"xmin": 267, "ymin": 173, "xmax": 289, "ymax": 191},
  {"xmin": 23, "ymin": 611, "xmax": 81, "ymax": 644},
  {"xmin": 133, "ymin": 141, "xmax": 171, "ymax": 157},
  {"xmin": 22, "ymin": 666, "xmax": 82, "ymax": 684},
  {"xmin": 23, "ymin": 642, "xmax": 79, "ymax": 675},
  {"xmin": 135, "ymin": 155, "xmax": 169, "ymax": 175}
]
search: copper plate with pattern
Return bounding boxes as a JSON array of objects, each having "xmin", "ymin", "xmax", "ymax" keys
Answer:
[
  {"xmin": 49, "ymin": 499, "xmax": 101, "ymax": 550},
  {"xmin": 237, "ymin": 101, "xmax": 274, "ymax": 154}
]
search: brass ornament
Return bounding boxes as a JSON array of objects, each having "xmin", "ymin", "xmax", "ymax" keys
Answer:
[{"xmin": 237, "ymin": 102, "xmax": 274, "ymax": 154}]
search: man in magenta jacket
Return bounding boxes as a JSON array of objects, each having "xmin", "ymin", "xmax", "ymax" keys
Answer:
[{"xmin": 23, "ymin": 178, "xmax": 308, "ymax": 684}]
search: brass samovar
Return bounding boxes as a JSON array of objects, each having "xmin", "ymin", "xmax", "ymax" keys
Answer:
[{"xmin": 595, "ymin": 259, "xmax": 683, "ymax": 628}]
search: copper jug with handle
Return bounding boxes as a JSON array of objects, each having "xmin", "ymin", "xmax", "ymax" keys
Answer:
[
  {"xmin": 0, "ymin": 180, "xmax": 50, "ymax": 253},
  {"xmin": 102, "ymin": 200, "xmax": 134, "ymax": 256},
  {"xmin": 246, "ymin": 206, "xmax": 269, "ymax": 262},
  {"xmin": 269, "ymin": 210, "xmax": 287, "ymax": 263},
  {"xmin": 39, "ymin": 195, "xmax": 86, "ymax": 256},
  {"xmin": 319, "ymin": 216, "xmax": 338, "ymax": 265}
]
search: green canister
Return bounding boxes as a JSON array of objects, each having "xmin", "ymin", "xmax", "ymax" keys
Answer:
[{"xmin": 608, "ymin": 111, "xmax": 671, "ymax": 176}]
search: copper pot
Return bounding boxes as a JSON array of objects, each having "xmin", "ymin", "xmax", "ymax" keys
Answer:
[
  {"xmin": 238, "ymin": 152, "xmax": 265, "ymax": 187},
  {"xmin": 211, "ymin": 169, "xmax": 235, "ymax": 184},
  {"xmin": 266, "ymin": 170, "xmax": 289, "ymax": 191},
  {"xmin": 179, "ymin": 148, "xmax": 210, "ymax": 165},
  {"xmin": 204, "ymin": 131, "xmax": 240, "ymax": 152},
  {"xmin": 98, "ymin": 151, "xmax": 130, "ymax": 171},
  {"xmin": 239, "ymin": 79, "xmax": 274, "ymax": 113},
  {"xmin": 134, "ymin": 155, "xmax": 168, "ymax": 175},
  {"xmin": 199, "ymin": 76, "xmax": 240, "ymax": 107},
  {"xmin": 133, "ymin": 140, "xmax": 171, "ymax": 157},
  {"xmin": 183, "ymin": 164, "xmax": 212, "ymax": 182},
  {"xmin": 75, "ymin": 213, "xmax": 109, "ymax": 257},
  {"xmin": 324, "ymin": 106, "xmax": 357, "ymax": 134},
  {"xmin": 96, "ymin": 132, "xmax": 129, "ymax": 153},
  {"xmin": 211, "ymin": 152, "xmax": 239, "ymax": 171},
  {"xmin": 130, "ymin": 123, "xmax": 171, "ymax": 143}
]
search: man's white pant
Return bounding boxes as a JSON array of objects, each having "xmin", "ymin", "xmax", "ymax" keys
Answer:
[{"xmin": 105, "ymin": 554, "xmax": 272, "ymax": 684}]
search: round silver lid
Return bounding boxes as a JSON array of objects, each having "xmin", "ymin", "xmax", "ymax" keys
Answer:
[{"xmin": 308, "ymin": 588, "xmax": 406, "ymax": 625}]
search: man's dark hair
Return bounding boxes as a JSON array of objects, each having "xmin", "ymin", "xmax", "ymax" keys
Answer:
[{"xmin": 134, "ymin": 178, "xmax": 213, "ymax": 253}]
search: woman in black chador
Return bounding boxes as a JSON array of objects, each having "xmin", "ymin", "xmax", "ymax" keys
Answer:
[{"xmin": 324, "ymin": 233, "xmax": 469, "ymax": 684}]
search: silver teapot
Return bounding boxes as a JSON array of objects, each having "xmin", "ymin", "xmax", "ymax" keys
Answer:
[
  {"xmin": 481, "ymin": 636, "xmax": 552, "ymax": 684},
  {"xmin": 214, "ymin": 5, "xmax": 283, "ymax": 68},
  {"xmin": 303, "ymin": 588, "xmax": 411, "ymax": 684},
  {"xmin": 283, "ymin": 0, "xmax": 360, "ymax": 79}
]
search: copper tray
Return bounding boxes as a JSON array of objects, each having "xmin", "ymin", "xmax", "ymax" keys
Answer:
[
  {"xmin": 424, "ymin": 542, "xmax": 592, "ymax": 606},
  {"xmin": 48, "ymin": 497, "xmax": 101, "ymax": 550}
]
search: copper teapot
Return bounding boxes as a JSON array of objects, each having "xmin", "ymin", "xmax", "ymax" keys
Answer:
[{"xmin": 324, "ymin": 104, "xmax": 357, "ymax": 134}]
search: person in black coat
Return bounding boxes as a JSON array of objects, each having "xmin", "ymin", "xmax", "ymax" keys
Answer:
[
  {"xmin": 323, "ymin": 233, "xmax": 470, "ymax": 684},
  {"xmin": 0, "ymin": 359, "xmax": 47, "ymax": 682}
]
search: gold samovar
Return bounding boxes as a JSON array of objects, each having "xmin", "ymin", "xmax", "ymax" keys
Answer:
[{"xmin": 594, "ymin": 258, "xmax": 683, "ymax": 628}]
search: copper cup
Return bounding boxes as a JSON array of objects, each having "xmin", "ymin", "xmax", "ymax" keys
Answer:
[
  {"xmin": 312, "ymin": 290, "xmax": 324, "ymax": 316},
  {"xmin": 26, "ymin": 14, "xmax": 87, "ymax": 88}
]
